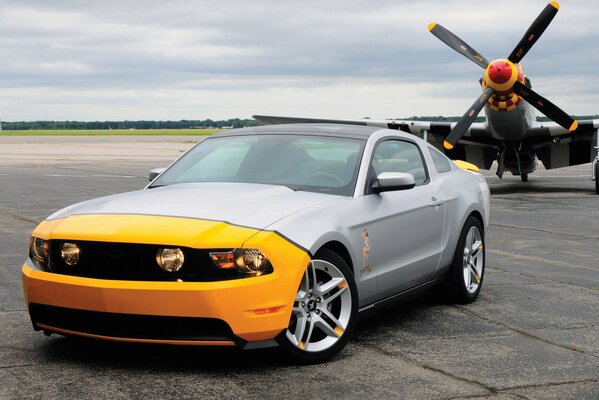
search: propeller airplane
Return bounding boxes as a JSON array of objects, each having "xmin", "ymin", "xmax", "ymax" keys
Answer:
[{"xmin": 254, "ymin": 2, "xmax": 599, "ymax": 193}]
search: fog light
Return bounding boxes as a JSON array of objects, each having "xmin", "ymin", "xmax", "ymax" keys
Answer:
[
  {"xmin": 156, "ymin": 248, "xmax": 184, "ymax": 272},
  {"xmin": 60, "ymin": 242, "xmax": 80, "ymax": 266}
]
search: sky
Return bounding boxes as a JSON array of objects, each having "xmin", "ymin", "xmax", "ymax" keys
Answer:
[{"xmin": 1, "ymin": 0, "xmax": 598, "ymax": 121}]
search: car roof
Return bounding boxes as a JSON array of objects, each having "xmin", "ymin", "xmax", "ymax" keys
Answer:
[{"xmin": 213, "ymin": 123, "xmax": 386, "ymax": 140}]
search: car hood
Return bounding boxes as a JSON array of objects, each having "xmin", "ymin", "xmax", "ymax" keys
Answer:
[{"xmin": 48, "ymin": 182, "xmax": 340, "ymax": 231}]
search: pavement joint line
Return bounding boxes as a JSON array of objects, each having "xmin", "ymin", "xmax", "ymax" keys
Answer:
[
  {"xmin": 488, "ymin": 249, "xmax": 599, "ymax": 273},
  {"xmin": 455, "ymin": 306, "xmax": 594, "ymax": 357},
  {"xmin": 490, "ymin": 222, "xmax": 599, "ymax": 241},
  {"xmin": 487, "ymin": 265, "xmax": 599, "ymax": 292},
  {"xmin": 351, "ymin": 340, "xmax": 496, "ymax": 395}
]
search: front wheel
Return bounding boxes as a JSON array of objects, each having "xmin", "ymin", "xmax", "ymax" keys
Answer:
[
  {"xmin": 278, "ymin": 248, "xmax": 358, "ymax": 364},
  {"xmin": 445, "ymin": 216, "xmax": 485, "ymax": 304}
]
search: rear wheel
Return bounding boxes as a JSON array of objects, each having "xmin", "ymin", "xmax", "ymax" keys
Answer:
[
  {"xmin": 278, "ymin": 248, "xmax": 358, "ymax": 364},
  {"xmin": 445, "ymin": 216, "xmax": 485, "ymax": 304}
]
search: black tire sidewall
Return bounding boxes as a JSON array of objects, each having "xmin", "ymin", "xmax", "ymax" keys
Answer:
[{"xmin": 276, "ymin": 248, "xmax": 359, "ymax": 364}]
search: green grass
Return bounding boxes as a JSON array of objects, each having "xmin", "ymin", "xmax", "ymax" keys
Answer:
[{"xmin": 0, "ymin": 129, "xmax": 220, "ymax": 136}]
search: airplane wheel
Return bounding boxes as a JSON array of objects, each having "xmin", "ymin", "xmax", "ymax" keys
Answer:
[
  {"xmin": 595, "ymin": 163, "xmax": 599, "ymax": 194},
  {"xmin": 521, "ymin": 173, "xmax": 528, "ymax": 182}
]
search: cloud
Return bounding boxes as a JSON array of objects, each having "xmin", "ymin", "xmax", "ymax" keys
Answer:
[{"xmin": 0, "ymin": 0, "xmax": 598, "ymax": 120}]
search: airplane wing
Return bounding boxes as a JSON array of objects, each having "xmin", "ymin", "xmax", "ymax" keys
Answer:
[
  {"xmin": 523, "ymin": 120, "xmax": 599, "ymax": 170},
  {"xmin": 253, "ymin": 114, "xmax": 500, "ymax": 170}
]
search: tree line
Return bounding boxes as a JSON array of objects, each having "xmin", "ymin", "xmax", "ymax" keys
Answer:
[
  {"xmin": 1, "ymin": 118, "xmax": 261, "ymax": 130},
  {"xmin": 2, "ymin": 115, "xmax": 597, "ymax": 130}
]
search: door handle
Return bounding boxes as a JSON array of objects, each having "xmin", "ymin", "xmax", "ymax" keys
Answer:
[{"xmin": 430, "ymin": 197, "xmax": 444, "ymax": 208}]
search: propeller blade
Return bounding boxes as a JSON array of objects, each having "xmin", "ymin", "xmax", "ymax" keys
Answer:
[
  {"xmin": 443, "ymin": 87, "xmax": 495, "ymax": 150},
  {"xmin": 428, "ymin": 22, "xmax": 490, "ymax": 69},
  {"xmin": 512, "ymin": 80, "xmax": 577, "ymax": 131},
  {"xmin": 507, "ymin": 2, "xmax": 560, "ymax": 63}
]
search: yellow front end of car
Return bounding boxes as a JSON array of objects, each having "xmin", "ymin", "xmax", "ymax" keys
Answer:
[{"xmin": 22, "ymin": 214, "xmax": 310, "ymax": 345}]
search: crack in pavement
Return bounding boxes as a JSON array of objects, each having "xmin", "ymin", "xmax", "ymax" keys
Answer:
[
  {"xmin": 488, "ymin": 265, "xmax": 599, "ymax": 292},
  {"xmin": 54, "ymin": 165, "xmax": 148, "ymax": 178},
  {"xmin": 441, "ymin": 379, "xmax": 599, "ymax": 400},
  {"xmin": 0, "ymin": 208, "xmax": 38, "ymax": 225},
  {"xmin": 352, "ymin": 340, "xmax": 496, "ymax": 396},
  {"xmin": 0, "ymin": 172, "xmax": 138, "ymax": 179},
  {"xmin": 0, "ymin": 363, "xmax": 39, "ymax": 370},
  {"xmin": 488, "ymin": 249, "xmax": 599, "ymax": 273},
  {"xmin": 498, "ymin": 378, "xmax": 599, "ymax": 393},
  {"xmin": 490, "ymin": 222, "xmax": 599, "ymax": 240},
  {"xmin": 26, "ymin": 174, "xmax": 115, "ymax": 196},
  {"xmin": 455, "ymin": 306, "xmax": 597, "ymax": 358}
]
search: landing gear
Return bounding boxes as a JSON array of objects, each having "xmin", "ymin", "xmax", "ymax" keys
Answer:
[
  {"xmin": 595, "ymin": 162, "xmax": 599, "ymax": 195},
  {"xmin": 521, "ymin": 173, "xmax": 528, "ymax": 182}
]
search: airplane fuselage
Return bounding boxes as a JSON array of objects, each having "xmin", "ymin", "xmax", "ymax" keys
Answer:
[{"xmin": 484, "ymin": 97, "xmax": 536, "ymax": 142}]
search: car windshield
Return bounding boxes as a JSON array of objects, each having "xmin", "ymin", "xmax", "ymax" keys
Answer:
[{"xmin": 150, "ymin": 134, "xmax": 365, "ymax": 196}]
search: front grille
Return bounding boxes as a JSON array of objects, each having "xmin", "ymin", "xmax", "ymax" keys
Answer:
[
  {"xmin": 48, "ymin": 240, "xmax": 241, "ymax": 282},
  {"xmin": 29, "ymin": 303, "xmax": 236, "ymax": 342}
]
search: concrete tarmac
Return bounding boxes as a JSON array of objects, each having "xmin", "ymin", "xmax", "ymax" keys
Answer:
[{"xmin": 1, "ymin": 136, "xmax": 598, "ymax": 399}]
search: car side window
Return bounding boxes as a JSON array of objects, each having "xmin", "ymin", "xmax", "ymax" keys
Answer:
[
  {"xmin": 428, "ymin": 146, "xmax": 452, "ymax": 173},
  {"xmin": 370, "ymin": 140, "xmax": 428, "ymax": 185}
]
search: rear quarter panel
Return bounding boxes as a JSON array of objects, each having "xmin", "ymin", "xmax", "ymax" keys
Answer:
[{"xmin": 436, "ymin": 168, "xmax": 489, "ymax": 274}]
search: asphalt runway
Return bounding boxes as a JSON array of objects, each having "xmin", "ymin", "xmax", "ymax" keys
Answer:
[{"xmin": 1, "ymin": 136, "xmax": 598, "ymax": 399}]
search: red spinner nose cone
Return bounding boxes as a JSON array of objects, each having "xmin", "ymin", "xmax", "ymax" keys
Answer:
[{"xmin": 487, "ymin": 60, "xmax": 512, "ymax": 84}]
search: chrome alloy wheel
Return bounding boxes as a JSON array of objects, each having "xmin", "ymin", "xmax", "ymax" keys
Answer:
[
  {"xmin": 286, "ymin": 259, "xmax": 352, "ymax": 352},
  {"xmin": 462, "ymin": 226, "xmax": 484, "ymax": 294}
]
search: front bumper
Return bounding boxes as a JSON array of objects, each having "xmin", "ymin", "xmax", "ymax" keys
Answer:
[
  {"xmin": 23, "ymin": 236, "xmax": 309, "ymax": 346},
  {"xmin": 23, "ymin": 215, "xmax": 311, "ymax": 346}
]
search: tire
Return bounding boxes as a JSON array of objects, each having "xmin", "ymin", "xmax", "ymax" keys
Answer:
[
  {"xmin": 277, "ymin": 248, "xmax": 358, "ymax": 364},
  {"xmin": 521, "ymin": 173, "xmax": 528, "ymax": 182},
  {"xmin": 445, "ymin": 216, "xmax": 485, "ymax": 304},
  {"xmin": 595, "ymin": 163, "xmax": 599, "ymax": 195}
]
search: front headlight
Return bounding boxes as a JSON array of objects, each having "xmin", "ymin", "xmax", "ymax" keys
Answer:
[
  {"xmin": 30, "ymin": 237, "xmax": 49, "ymax": 267},
  {"xmin": 210, "ymin": 248, "xmax": 272, "ymax": 276}
]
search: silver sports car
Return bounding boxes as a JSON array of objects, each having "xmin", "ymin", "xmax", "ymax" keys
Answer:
[{"xmin": 23, "ymin": 124, "xmax": 490, "ymax": 363}]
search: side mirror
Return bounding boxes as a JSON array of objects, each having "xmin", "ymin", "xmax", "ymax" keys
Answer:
[
  {"xmin": 371, "ymin": 172, "xmax": 416, "ymax": 193},
  {"xmin": 148, "ymin": 167, "xmax": 166, "ymax": 182}
]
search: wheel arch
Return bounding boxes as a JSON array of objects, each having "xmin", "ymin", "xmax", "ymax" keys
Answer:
[
  {"xmin": 314, "ymin": 240, "xmax": 354, "ymax": 276},
  {"xmin": 467, "ymin": 210, "xmax": 484, "ymax": 232}
]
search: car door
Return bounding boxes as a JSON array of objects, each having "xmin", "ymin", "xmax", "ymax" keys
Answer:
[{"xmin": 361, "ymin": 139, "xmax": 446, "ymax": 299}]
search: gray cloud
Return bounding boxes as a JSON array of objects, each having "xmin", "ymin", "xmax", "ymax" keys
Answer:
[{"xmin": 0, "ymin": 0, "xmax": 598, "ymax": 120}]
